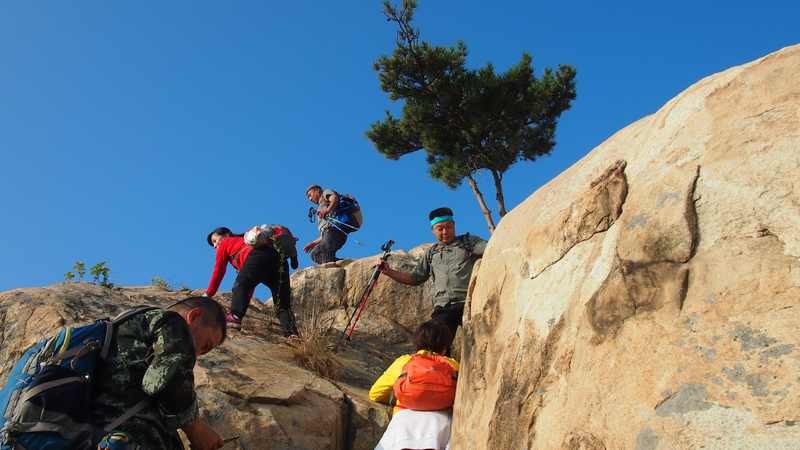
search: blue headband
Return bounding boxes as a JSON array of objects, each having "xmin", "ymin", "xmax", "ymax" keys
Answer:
[{"xmin": 430, "ymin": 216, "xmax": 454, "ymax": 226}]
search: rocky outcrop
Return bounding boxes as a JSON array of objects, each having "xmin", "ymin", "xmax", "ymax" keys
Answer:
[
  {"xmin": 0, "ymin": 284, "xmax": 352, "ymax": 449},
  {"xmin": 290, "ymin": 246, "xmax": 434, "ymax": 345},
  {"xmin": 452, "ymin": 45, "xmax": 800, "ymax": 449},
  {"xmin": 0, "ymin": 246, "xmax": 434, "ymax": 450}
]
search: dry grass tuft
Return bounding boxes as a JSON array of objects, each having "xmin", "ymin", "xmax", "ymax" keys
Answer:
[{"xmin": 291, "ymin": 295, "xmax": 341, "ymax": 379}]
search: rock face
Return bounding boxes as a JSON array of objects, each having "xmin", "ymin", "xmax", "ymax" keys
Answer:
[
  {"xmin": 0, "ymin": 246, "xmax": 434, "ymax": 450},
  {"xmin": 0, "ymin": 284, "xmax": 350, "ymax": 449},
  {"xmin": 452, "ymin": 45, "xmax": 800, "ymax": 449},
  {"xmin": 290, "ymin": 246, "xmax": 434, "ymax": 345}
]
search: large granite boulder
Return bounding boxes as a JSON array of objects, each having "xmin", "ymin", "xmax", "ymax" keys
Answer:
[{"xmin": 452, "ymin": 45, "xmax": 800, "ymax": 449}]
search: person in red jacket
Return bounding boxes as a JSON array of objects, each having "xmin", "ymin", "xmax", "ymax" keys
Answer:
[{"xmin": 205, "ymin": 227, "xmax": 298, "ymax": 337}]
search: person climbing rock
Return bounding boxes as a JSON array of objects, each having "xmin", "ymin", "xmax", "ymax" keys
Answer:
[
  {"xmin": 378, "ymin": 207, "xmax": 486, "ymax": 337},
  {"xmin": 303, "ymin": 185, "xmax": 362, "ymax": 264},
  {"xmin": 205, "ymin": 226, "xmax": 298, "ymax": 337},
  {"xmin": 92, "ymin": 297, "xmax": 227, "ymax": 450},
  {"xmin": 370, "ymin": 320, "xmax": 458, "ymax": 450},
  {"xmin": 0, "ymin": 298, "xmax": 228, "ymax": 450}
]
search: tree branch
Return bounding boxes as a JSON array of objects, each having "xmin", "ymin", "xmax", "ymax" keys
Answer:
[
  {"xmin": 491, "ymin": 169, "xmax": 508, "ymax": 217},
  {"xmin": 466, "ymin": 173, "xmax": 496, "ymax": 233}
]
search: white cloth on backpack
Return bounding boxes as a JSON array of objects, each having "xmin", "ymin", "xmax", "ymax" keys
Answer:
[
  {"xmin": 316, "ymin": 189, "xmax": 339, "ymax": 232},
  {"xmin": 374, "ymin": 409, "xmax": 452, "ymax": 450},
  {"xmin": 244, "ymin": 225, "xmax": 269, "ymax": 246}
]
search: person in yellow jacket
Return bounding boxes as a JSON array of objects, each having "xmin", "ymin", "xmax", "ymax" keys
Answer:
[{"xmin": 369, "ymin": 320, "xmax": 459, "ymax": 415}]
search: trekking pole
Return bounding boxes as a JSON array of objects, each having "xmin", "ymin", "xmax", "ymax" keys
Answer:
[{"xmin": 336, "ymin": 239, "xmax": 394, "ymax": 349}]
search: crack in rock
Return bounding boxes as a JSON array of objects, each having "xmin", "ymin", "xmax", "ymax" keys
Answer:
[
  {"xmin": 684, "ymin": 165, "xmax": 701, "ymax": 261},
  {"xmin": 529, "ymin": 160, "xmax": 628, "ymax": 280}
]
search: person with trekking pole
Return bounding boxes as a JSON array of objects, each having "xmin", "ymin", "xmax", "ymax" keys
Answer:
[
  {"xmin": 377, "ymin": 207, "xmax": 486, "ymax": 338},
  {"xmin": 303, "ymin": 185, "xmax": 363, "ymax": 264}
]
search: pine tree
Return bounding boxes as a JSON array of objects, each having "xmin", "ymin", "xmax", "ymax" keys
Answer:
[
  {"xmin": 73, "ymin": 261, "xmax": 86, "ymax": 282},
  {"xmin": 367, "ymin": 0, "xmax": 576, "ymax": 232}
]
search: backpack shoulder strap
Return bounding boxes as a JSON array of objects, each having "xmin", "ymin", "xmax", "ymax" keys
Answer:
[
  {"xmin": 101, "ymin": 306, "xmax": 160, "ymax": 359},
  {"xmin": 450, "ymin": 233, "xmax": 473, "ymax": 254},
  {"xmin": 102, "ymin": 307, "xmax": 162, "ymax": 428},
  {"xmin": 103, "ymin": 398, "xmax": 151, "ymax": 433},
  {"xmin": 111, "ymin": 306, "xmax": 159, "ymax": 325}
]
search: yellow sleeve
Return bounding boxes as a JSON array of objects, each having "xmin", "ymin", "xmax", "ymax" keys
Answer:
[
  {"xmin": 446, "ymin": 356, "xmax": 460, "ymax": 372},
  {"xmin": 368, "ymin": 355, "xmax": 411, "ymax": 404}
]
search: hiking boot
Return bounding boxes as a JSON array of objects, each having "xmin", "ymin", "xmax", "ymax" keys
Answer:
[
  {"xmin": 226, "ymin": 312, "xmax": 242, "ymax": 330},
  {"xmin": 277, "ymin": 309, "xmax": 299, "ymax": 338}
]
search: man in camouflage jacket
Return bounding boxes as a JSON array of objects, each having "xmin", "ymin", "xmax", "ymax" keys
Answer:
[
  {"xmin": 379, "ymin": 207, "xmax": 487, "ymax": 338},
  {"xmin": 92, "ymin": 297, "xmax": 227, "ymax": 450}
]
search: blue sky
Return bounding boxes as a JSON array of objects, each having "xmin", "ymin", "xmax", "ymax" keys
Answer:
[{"xmin": 1, "ymin": 1, "xmax": 797, "ymax": 296}]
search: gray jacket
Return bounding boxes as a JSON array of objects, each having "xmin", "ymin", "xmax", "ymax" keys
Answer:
[{"xmin": 410, "ymin": 234, "xmax": 487, "ymax": 308}]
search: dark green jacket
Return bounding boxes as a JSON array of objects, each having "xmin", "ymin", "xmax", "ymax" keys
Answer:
[
  {"xmin": 91, "ymin": 309, "xmax": 198, "ymax": 449},
  {"xmin": 410, "ymin": 234, "xmax": 487, "ymax": 308}
]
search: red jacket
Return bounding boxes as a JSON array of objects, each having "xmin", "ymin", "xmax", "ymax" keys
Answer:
[{"xmin": 206, "ymin": 236, "xmax": 252, "ymax": 297}]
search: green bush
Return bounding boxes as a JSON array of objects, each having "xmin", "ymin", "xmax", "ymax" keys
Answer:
[
  {"xmin": 73, "ymin": 261, "xmax": 86, "ymax": 281},
  {"xmin": 90, "ymin": 262, "xmax": 112, "ymax": 288},
  {"xmin": 151, "ymin": 276, "xmax": 172, "ymax": 291}
]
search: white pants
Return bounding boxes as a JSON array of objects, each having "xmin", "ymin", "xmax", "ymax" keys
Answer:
[{"xmin": 374, "ymin": 409, "xmax": 452, "ymax": 450}]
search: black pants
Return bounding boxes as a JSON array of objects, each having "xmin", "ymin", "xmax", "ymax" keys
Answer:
[
  {"xmin": 431, "ymin": 301, "xmax": 465, "ymax": 340},
  {"xmin": 232, "ymin": 247, "xmax": 298, "ymax": 336},
  {"xmin": 310, "ymin": 227, "xmax": 347, "ymax": 264}
]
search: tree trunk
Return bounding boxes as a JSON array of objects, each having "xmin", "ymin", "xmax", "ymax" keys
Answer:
[
  {"xmin": 466, "ymin": 174, "xmax": 496, "ymax": 234},
  {"xmin": 491, "ymin": 169, "xmax": 508, "ymax": 218}
]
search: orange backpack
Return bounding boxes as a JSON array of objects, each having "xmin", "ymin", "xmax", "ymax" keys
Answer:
[{"xmin": 392, "ymin": 353, "xmax": 457, "ymax": 411}]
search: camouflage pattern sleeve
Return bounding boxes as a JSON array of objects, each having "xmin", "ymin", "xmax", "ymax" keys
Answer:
[{"xmin": 141, "ymin": 311, "xmax": 199, "ymax": 429}]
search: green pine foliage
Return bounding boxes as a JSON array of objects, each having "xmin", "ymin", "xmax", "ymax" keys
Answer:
[{"xmin": 367, "ymin": 0, "xmax": 577, "ymax": 232}]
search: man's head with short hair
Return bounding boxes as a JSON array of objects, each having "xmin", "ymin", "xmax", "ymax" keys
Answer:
[
  {"xmin": 429, "ymin": 207, "xmax": 456, "ymax": 244},
  {"xmin": 412, "ymin": 320, "xmax": 453, "ymax": 355},
  {"xmin": 169, "ymin": 296, "xmax": 227, "ymax": 355},
  {"xmin": 306, "ymin": 185, "xmax": 323, "ymax": 204}
]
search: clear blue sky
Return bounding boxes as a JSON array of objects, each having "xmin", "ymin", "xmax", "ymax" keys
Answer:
[{"xmin": 1, "ymin": 1, "xmax": 797, "ymax": 296}]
